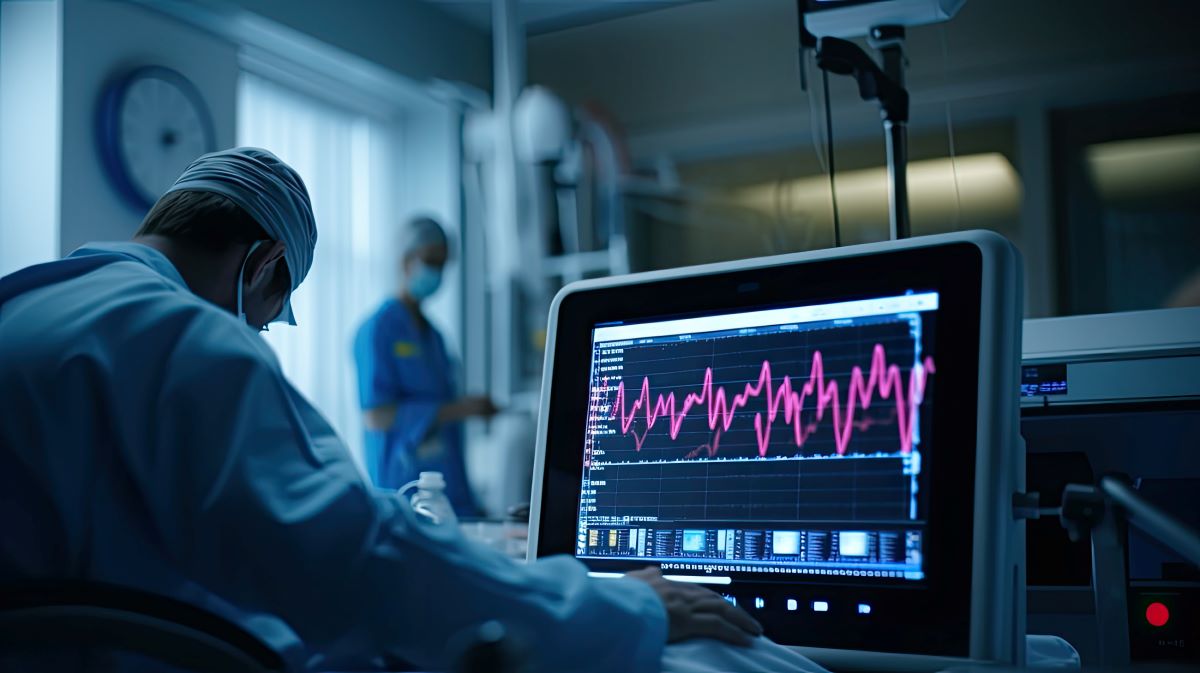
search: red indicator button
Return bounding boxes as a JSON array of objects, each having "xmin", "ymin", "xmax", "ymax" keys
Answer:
[{"xmin": 1145, "ymin": 602, "xmax": 1170, "ymax": 627}]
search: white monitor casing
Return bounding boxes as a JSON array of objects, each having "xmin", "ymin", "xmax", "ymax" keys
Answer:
[{"xmin": 528, "ymin": 231, "xmax": 1024, "ymax": 670}]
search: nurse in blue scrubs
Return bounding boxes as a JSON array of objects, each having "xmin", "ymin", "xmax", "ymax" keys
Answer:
[{"xmin": 354, "ymin": 217, "xmax": 494, "ymax": 516}]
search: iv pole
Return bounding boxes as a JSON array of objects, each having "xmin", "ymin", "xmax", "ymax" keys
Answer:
[
  {"xmin": 798, "ymin": 4, "xmax": 912, "ymax": 240},
  {"xmin": 871, "ymin": 26, "xmax": 911, "ymax": 241},
  {"xmin": 815, "ymin": 30, "xmax": 911, "ymax": 240}
]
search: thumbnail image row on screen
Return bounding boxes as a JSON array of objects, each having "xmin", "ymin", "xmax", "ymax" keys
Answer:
[
  {"xmin": 655, "ymin": 562, "xmax": 921, "ymax": 580},
  {"xmin": 579, "ymin": 526, "xmax": 922, "ymax": 569}
]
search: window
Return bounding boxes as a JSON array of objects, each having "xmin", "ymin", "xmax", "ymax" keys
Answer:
[
  {"xmin": 238, "ymin": 72, "xmax": 399, "ymax": 469},
  {"xmin": 1052, "ymin": 92, "xmax": 1200, "ymax": 315},
  {"xmin": 650, "ymin": 122, "xmax": 1025, "ymax": 292}
]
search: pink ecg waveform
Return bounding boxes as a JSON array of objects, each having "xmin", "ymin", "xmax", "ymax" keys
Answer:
[{"xmin": 608, "ymin": 344, "xmax": 935, "ymax": 458}]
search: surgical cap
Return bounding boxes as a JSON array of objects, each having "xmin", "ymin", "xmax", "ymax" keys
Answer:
[
  {"xmin": 166, "ymin": 147, "xmax": 317, "ymax": 326},
  {"xmin": 399, "ymin": 216, "xmax": 448, "ymax": 257}
]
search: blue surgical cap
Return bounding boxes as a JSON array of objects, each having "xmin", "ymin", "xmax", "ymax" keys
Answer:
[
  {"xmin": 165, "ymin": 147, "xmax": 317, "ymax": 326},
  {"xmin": 399, "ymin": 216, "xmax": 448, "ymax": 258}
]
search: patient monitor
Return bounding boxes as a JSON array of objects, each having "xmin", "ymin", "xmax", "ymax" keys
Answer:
[{"xmin": 529, "ymin": 231, "xmax": 1025, "ymax": 669}]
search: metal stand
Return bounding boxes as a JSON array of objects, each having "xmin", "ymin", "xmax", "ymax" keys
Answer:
[
  {"xmin": 872, "ymin": 26, "xmax": 911, "ymax": 240},
  {"xmin": 1060, "ymin": 483, "xmax": 1131, "ymax": 668},
  {"xmin": 1051, "ymin": 476, "xmax": 1200, "ymax": 670},
  {"xmin": 814, "ymin": 26, "xmax": 912, "ymax": 240},
  {"xmin": 884, "ymin": 119, "xmax": 910, "ymax": 240}
]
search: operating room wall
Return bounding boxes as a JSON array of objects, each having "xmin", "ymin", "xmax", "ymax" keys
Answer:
[
  {"xmin": 51, "ymin": 0, "xmax": 490, "ymax": 256},
  {"xmin": 0, "ymin": 0, "xmax": 61, "ymax": 276},
  {"xmin": 527, "ymin": 0, "xmax": 1200, "ymax": 318},
  {"xmin": 57, "ymin": 0, "xmax": 239, "ymax": 254},
  {"xmin": 528, "ymin": 0, "xmax": 1200, "ymax": 161}
]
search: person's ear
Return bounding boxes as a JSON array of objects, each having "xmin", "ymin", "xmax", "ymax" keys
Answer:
[{"xmin": 247, "ymin": 240, "xmax": 287, "ymax": 290}]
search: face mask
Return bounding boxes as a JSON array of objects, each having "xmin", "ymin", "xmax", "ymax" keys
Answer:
[
  {"xmin": 407, "ymin": 262, "xmax": 443, "ymax": 301},
  {"xmin": 236, "ymin": 240, "xmax": 266, "ymax": 331}
]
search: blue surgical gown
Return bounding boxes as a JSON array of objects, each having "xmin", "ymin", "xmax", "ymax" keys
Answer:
[
  {"xmin": 0, "ymin": 242, "xmax": 666, "ymax": 671},
  {"xmin": 353, "ymin": 300, "xmax": 478, "ymax": 516}
]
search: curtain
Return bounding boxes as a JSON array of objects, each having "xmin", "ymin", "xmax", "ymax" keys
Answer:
[{"xmin": 238, "ymin": 72, "xmax": 399, "ymax": 469}]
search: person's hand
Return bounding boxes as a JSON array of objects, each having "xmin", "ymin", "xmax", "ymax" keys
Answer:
[
  {"xmin": 457, "ymin": 395, "xmax": 499, "ymax": 419},
  {"xmin": 438, "ymin": 396, "xmax": 500, "ymax": 423},
  {"xmin": 627, "ymin": 567, "xmax": 762, "ymax": 646}
]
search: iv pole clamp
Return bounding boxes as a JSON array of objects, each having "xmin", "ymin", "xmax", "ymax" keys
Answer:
[{"xmin": 814, "ymin": 26, "xmax": 912, "ymax": 240}]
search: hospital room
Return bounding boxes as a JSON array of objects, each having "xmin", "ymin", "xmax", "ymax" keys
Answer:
[{"xmin": 1, "ymin": 0, "xmax": 1199, "ymax": 670}]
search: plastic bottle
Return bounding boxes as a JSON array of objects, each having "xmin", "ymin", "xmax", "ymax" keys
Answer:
[{"xmin": 406, "ymin": 471, "xmax": 458, "ymax": 527}]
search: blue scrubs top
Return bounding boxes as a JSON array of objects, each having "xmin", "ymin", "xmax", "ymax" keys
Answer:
[
  {"xmin": 354, "ymin": 299, "xmax": 479, "ymax": 516},
  {"xmin": 0, "ymin": 243, "xmax": 668, "ymax": 671}
]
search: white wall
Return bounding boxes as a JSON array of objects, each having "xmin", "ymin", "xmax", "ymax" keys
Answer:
[
  {"xmin": 57, "ymin": 0, "xmax": 239, "ymax": 254},
  {"xmin": 38, "ymin": 0, "xmax": 489, "ymax": 255},
  {"xmin": 0, "ymin": 0, "xmax": 61, "ymax": 276}
]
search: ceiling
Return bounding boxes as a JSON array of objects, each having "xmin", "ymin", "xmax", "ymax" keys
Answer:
[{"xmin": 424, "ymin": 0, "xmax": 704, "ymax": 35}]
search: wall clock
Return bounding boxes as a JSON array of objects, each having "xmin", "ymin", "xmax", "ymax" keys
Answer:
[{"xmin": 97, "ymin": 66, "xmax": 215, "ymax": 212}]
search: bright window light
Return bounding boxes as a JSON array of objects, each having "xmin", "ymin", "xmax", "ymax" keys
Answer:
[
  {"xmin": 238, "ymin": 72, "xmax": 398, "ymax": 470},
  {"xmin": 1086, "ymin": 133, "xmax": 1200, "ymax": 203},
  {"xmin": 736, "ymin": 152, "xmax": 1022, "ymax": 235}
]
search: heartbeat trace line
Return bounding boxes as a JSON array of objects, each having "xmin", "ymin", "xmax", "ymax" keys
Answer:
[{"xmin": 607, "ymin": 344, "xmax": 935, "ymax": 458}]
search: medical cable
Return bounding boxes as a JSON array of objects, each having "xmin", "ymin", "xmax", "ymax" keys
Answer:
[
  {"xmin": 941, "ymin": 24, "xmax": 962, "ymax": 230},
  {"xmin": 807, "ymin": 54, "xmax": 830, "ymax": 176},
  {"xmin": 822, "ymin": 68, "xmax": 842, "ymax": 247}
]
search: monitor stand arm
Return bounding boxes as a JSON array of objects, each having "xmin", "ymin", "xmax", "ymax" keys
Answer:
[
  {"xmin": 814, "ymin": 27, "xmax": 911, "ymax": 240},
  {"xmin": 1015, "ymin": 475, "xmax": 1200, "ymax": 669},
  {"xmin": 1060, "ymin": 481, "xmax": 1131, "ymax": 669}
]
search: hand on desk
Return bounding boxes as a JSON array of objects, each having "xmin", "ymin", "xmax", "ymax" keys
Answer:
[{"xmin": 627, "ymin": 567, "xmax": 763, "ymax": 647}]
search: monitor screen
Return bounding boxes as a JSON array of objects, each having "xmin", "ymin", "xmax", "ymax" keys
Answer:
[
  {"xmin": 575, "ymin": 291, "xmax": 937, "ymax": 583},
  {"xmin": 533, "ymin": 240, "xmax": 1003, "ymax": 657}
]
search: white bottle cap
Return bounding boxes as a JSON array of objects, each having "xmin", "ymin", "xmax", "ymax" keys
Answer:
[{"xmin": 417, "ymin": 471, "xmax": 446, "ymax": 490}]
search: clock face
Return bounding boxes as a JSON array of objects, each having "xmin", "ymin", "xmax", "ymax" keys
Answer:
[{"xmin": 98, "ymin": 67, "xmax": 215, "ymax": 211}]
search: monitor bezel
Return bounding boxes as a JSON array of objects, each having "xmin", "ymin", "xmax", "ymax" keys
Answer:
[{"xmin": 528, "ymin": 231, "xmax": 1023, "ymax": 665}]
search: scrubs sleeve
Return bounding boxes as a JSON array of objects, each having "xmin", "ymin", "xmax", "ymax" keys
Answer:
[
  {"xmin": 163, "ymin": 322, "xmax": 667, "ymax": 672},
  {"xmin": 355, "ymin": 309, "xmax": 440, "ymax": 448},
  {"xmin": 352, "ymin": 318, "xmax": 389, "ymax": 410}
]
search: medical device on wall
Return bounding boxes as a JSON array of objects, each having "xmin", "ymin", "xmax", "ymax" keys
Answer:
[
  {"xmin": 799, "ymin": 0, "xmax": 966, "ymax": 241},
  {"xmin": 803, "ymin": 0, "xmax": 966, "ymax": 39},
  {"xmin": 529, "ymin": 231, "xmax": 1024, "ymax": 669},
  {"xmin": 1021, "ymin": 308, "xmax": 1200, "ymax": 666}
]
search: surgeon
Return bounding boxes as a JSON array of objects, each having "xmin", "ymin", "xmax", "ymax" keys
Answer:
[
  {"xmin": 0, "ymin": 148, "xmax": 764, "ymax": 672},
  {"xmin": 354, "ymin": 217, "xmax": 493, "ymax": 516}
]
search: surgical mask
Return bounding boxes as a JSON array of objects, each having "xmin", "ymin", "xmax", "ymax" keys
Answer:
[
  {"xmin": 407, "ymin": 263, "xmax": 443, "ymax": 301},
  {"xmin": 236, "ymin": 241, "xmax": 268, "ymax": 331}
]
